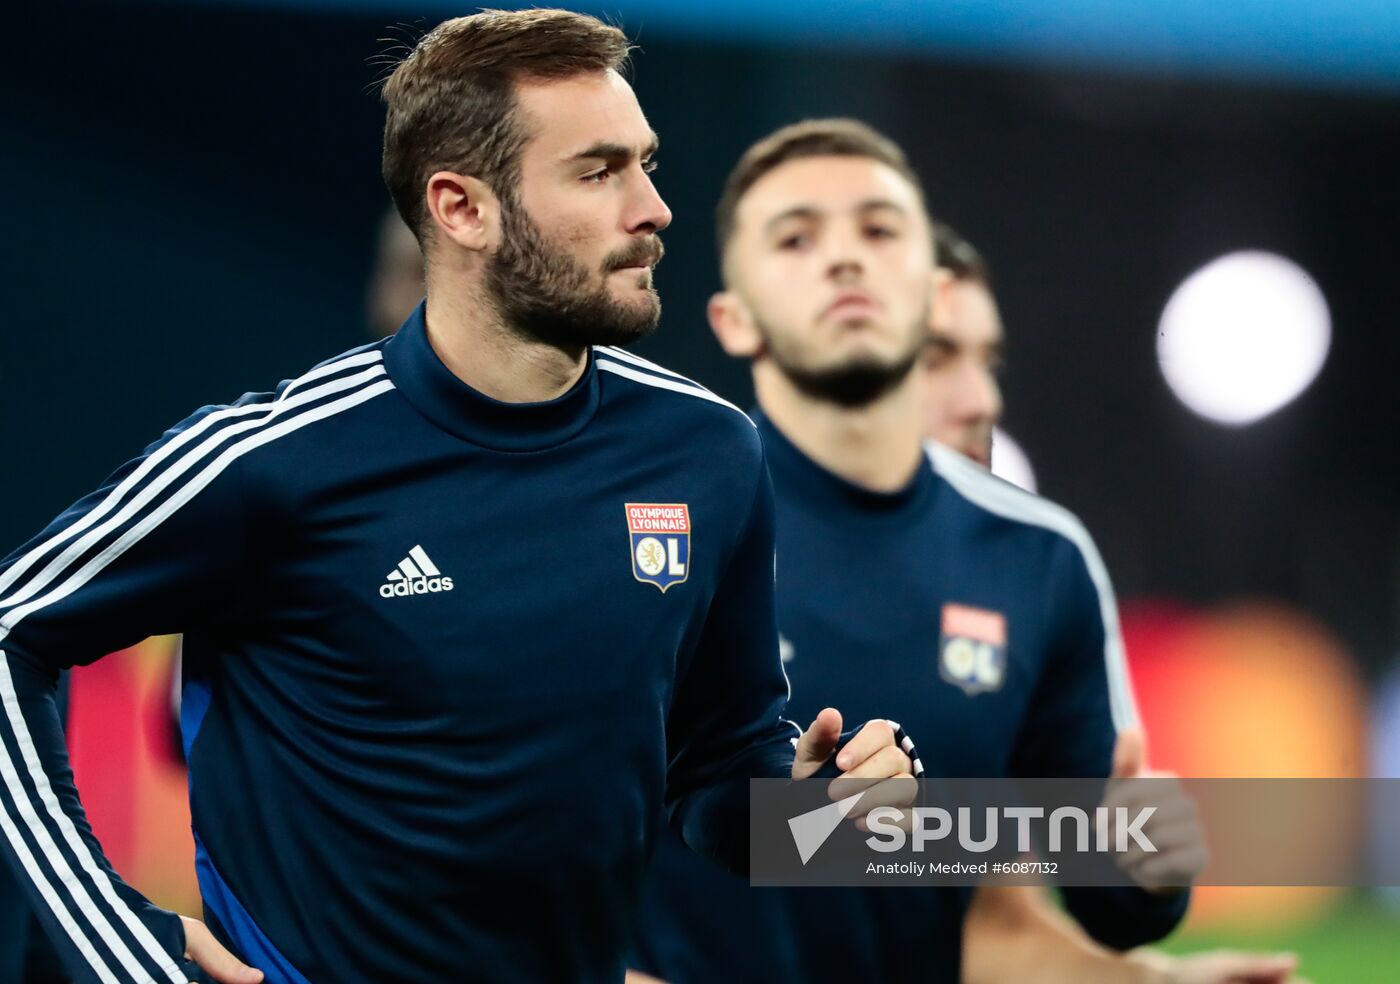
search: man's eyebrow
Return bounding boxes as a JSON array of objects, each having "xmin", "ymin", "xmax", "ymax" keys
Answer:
[
  {"xmin": 764, "ymin": 198, "xmax": 909, "ymax": 233},
  {"xmin": 855, "ymin": 198, "xmax": 907, "ymax": 214},
  {"xmin": 566, "ymin": 133, "xmax": 660, "ymax": 163},
  {"xmin": 763, "ymin": 206, "xmax": 822, "ymax": 233}
]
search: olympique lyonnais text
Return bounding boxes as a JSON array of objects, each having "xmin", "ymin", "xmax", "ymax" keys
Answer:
[{"xmin": 626, "ymin": 504, "xmax": 691, "ymax": 532}]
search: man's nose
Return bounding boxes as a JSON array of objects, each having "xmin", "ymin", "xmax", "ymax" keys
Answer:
[{"xmin": 626, "ymin": 172, "xmax": 672, "ymax": 235}]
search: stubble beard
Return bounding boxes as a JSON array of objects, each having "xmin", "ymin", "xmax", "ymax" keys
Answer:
[
  {"xmin": 485, "ymin": 194, "xmax": 663, "ymax": 351},
  {"xmin": 758, "ymin": 308, "xmax": 928, "ymax": 409}
]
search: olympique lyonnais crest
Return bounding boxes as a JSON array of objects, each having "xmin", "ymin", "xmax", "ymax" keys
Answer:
[
  {"xmin": 938, "ymin": 602, "xmax": 1007, "ymax": 695},
  {"xmin": 626, "ymin": 502, "xmax": 691, "ymax": 592}
]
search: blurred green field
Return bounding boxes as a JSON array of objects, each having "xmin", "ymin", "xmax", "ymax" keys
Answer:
[{"xmin": 1161, "ymin": 893, "xmax": 1400, "ymax": 983}]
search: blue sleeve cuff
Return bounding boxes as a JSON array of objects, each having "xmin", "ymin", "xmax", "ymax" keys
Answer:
[{"xmin": 1060, "ymin": 884, "xmax": 1190, "ymax": 950}]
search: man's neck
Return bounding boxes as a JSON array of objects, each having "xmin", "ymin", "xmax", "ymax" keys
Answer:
[
  {"xmin": 423, "ymin": 288, "xmax": 587, "ymax": 404},
  {"xmin": 753, "ymin": 363, "xmax": 925, "ymax": 493}
]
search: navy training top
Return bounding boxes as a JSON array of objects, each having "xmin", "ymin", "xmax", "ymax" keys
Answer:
[
  {"xmin": 0, "ymin": 304, "xmax": 800, "ymax": 984},
  {"xmin": 631, "ymin": 411, "xmax": 1187, "ymax": 982}
]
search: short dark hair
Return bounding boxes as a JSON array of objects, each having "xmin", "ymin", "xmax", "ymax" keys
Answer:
[
  {"xmin": 715, "ymin": 118, "xmax": 927, "ymax": 262},
  {"xmin": 380, "ymin": 9, "xmax": 632, "ymax": 242},
  {"xmin": 933, "ymin": 221, "xmax": 991, "ymax": 286}
]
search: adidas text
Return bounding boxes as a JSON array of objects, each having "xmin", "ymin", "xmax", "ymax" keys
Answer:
[{"xmin": 380, "ymin": 576, "xmax": 453, "ymax": 598}]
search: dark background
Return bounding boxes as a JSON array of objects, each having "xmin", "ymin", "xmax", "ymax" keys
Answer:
[{"xmin": 5, "ymin": 1, "xmax": 1398, "ymax": 671}]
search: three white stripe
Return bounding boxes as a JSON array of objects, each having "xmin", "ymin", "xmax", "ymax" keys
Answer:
[
  {"xmin": 0, "ymin": 361, "xmax": 387, "ymax": 621},
  {"xmin": 0, "ymin": 350, "xmax": 384, "ymax": 606},
  {"xmin": 386, "ymin": 545, "xmax": 441, "ymax": 582},
  {"xmin": 0, "ymin": 655, "xmax": 171, "ymax": 983},
  {"xmin": 0, "ymin": 764, "xmax": 123, "ymax": 984},
  {"xmin": 0, "ymin": 349, "xmax": 392, "ymax": 984},
  {"xmin": 593, "ymin": 347, "xmax": 752, "ymax": 424}
]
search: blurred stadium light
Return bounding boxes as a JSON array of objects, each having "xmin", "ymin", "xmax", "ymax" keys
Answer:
[
  {"xmin": 148, "ymin": 0, "xmax": 1400, "ymax": 91},
  {"xmin": 1157, "ymin": 251, "xmax": 1331, "ymax": 427}
]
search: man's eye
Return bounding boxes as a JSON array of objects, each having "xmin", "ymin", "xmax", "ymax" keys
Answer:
[
  {"xmin": 922, "ymin": 342, "xmax": 954, "ymax": 368},
  {"xmin": 865, "ymin": 225, "xmax": 897, "ymax": 239},
  {"xmin": 778, "ymin": 234, "xmax": 809, "ymax": 250},
  {"xmin": 583, "ymin": 168, "xmax": 611, "ymax": 184},
  {"xmin": 642, "ymin": 159, "xmax": 659, "ymax": 174}
]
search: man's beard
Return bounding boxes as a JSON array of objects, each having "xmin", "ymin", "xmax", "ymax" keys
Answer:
[
  {"xmin": 484, "ymin": 197, "xmax": 663, "ymax": 350},
  {"xmin": 759, "ymin": 318, "xmax": 924, "ymax": 409}
]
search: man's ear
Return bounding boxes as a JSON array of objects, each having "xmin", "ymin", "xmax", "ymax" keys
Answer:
[
  {"xmin": 708, "ymin": 291, "xmax": 764, "ymax": 358},
  {"xmin": 424, "ymin": 171, "xmax": 502, "ymax": 253}
]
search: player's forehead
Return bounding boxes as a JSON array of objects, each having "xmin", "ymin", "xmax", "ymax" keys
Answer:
[
  {"xmin": 514, "ymin": 69, "xmax": 657, "ymax": 164},
  {"xmin": 736, "ymin": 155, "xmax": 923, "ymax": 233},
  {"xmin": 936, "ymin": 280, "xmax": 1003, "ymax": 349}
]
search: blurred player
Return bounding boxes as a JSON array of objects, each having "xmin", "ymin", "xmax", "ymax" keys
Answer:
[
  {"xmin": 927, "ymin": 222, "xmax": 1306, "ymax": 984},
  {"xmin": 631, "ymin": 118, "xmax": 1195, "ymax": 983},
  {"xmin": 918, "ymin": 224, "xmax": 1000, "ymax": 467},
  {"xmin": 366, "ymin": 208, "xmax": 424, "ymax": 339},
  {"xmin": 0, "ymin": 14, "xmax": 911, "ymax": 984}
]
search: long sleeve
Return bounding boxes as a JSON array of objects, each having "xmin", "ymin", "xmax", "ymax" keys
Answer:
[
  {"xmin": 1009, "ymin": 531, "xmax": 1188, "ymax": 947},
  {"xmin": 663, "ymin": 444, "xmax": 799, "ymax": 874},
  {"xmin": 0, "ymin": 401, "xmax": 255, "ymax": 984},
  {"xmin": 1009, "ymin": 532, "xmax": 1129, "ymax": 780},
  {"xmin": 1060, "ymin": 884, "xmax": 1189, "ymax": 952}
]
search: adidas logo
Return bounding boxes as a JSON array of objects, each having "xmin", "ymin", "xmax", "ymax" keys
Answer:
[{"xmin": 379, "ymin": 545, "xmax": 455, "ymax": 598}]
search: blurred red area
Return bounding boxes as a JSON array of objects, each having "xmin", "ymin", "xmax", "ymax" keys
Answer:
[
  {"xmin": 67, "ymin": 636, "xmax": 200, "ymax": 915},
  {"xmin": 1121, "ymin": 599, "xmax": 1368, "ymax": 930}
]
